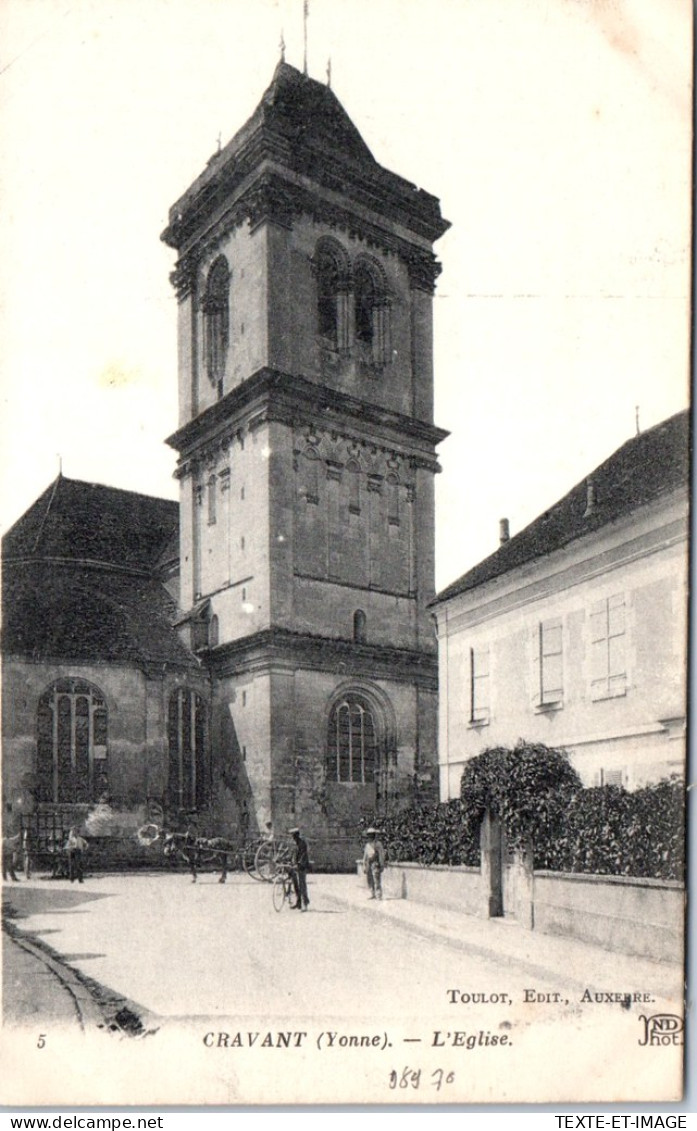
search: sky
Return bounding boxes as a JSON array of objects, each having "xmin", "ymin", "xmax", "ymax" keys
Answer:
[{"xmin": 0, "ymin": 0, "xmax": 691, "ymax": 591}]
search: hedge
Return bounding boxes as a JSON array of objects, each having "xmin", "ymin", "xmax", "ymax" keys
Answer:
[
  {"xmin": 366, "ymin": 764, "xmax": 684, "ymax": 881},
  {"xmin": 534, "ymin": 778, "xmax": 685, "ymax": 881},
  {"xmin": 365, "ymin": 799, "xmax": 480, "ymax": 867}
]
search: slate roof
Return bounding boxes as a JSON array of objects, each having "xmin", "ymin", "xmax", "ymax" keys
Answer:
[
  {"xmin": 2, "ymin": 477, "xmax": 197, "ymax": 668},
  {"xmin": 2, "ymin": 476, "xmax": 178, "ymax": 571},
  {"xmin": 432, "ymin": 409, "xmax": 690, "ymax": 607},
  {"xmin": 162, "ymin": 62, "xmax": 449, "ymax": 248}
]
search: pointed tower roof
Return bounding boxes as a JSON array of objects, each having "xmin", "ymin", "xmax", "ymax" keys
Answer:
[
  {"xmin": 251, "ymin": 61, "xmax": 376, "ymax": 164},
  {"xmin": 162, "ymin": 62, "xmax": 449, "ymax": 254}
]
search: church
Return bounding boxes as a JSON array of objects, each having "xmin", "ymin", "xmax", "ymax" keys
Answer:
[{"xmin": 1, "ymin": 62, "xmax": 450, "ymax": 867}]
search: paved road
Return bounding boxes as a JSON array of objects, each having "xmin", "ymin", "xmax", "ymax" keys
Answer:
[
  {"xmin": 6, "ymin": 872, "xmax": 521, "ymax": 1020},
  {"xmin": 1, "ymin": 872, "xmax": 685, "ymax": 1106}
]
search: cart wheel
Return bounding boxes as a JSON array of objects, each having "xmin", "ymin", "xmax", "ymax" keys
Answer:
[
  {"xmin": 272, "ymin": 875, "xmax": 287, "ymax": 912},
  {"xmin": 242, "ymin": 841, "xmax": 261, "ymax": 879},
  {"xmin": 255, "ymin": 839, "xmax": 291, "ymax": 882}
]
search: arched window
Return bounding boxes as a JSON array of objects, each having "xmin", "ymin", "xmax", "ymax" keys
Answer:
[
  {"xmin": 317, "ymin": 251, "xmax": 340, "ymax": 343},
  {"xmin": 299, "ymin": 445, "xmax": 320, "ymax": 505},
  {"xmin": 354, "ymin": 257, "xmax": 390, "ymax": 367},
  {"xmin": 327, "ymin": 694, "xmax": 378, "ymax": 784},
  {"xmin": 168, "ymin": 688, "xmax": 207, "ymax": 812},
  {"xmin": 36, "ymin": 679, "xmax": 108, "ymax": 804},
  {"xmin": 353, "ymin": 609, "xmax": 367, "ymax": 643},
  {"xmin": 346, "ymin": 459, "xmax": 361, "ymax": 515},
  {"xmin": 203, "ymin": 256, "xmax": 230, "ymax": 395},
  {"xmin": 355, "ymin": 263, "xmax": 376, "ymax": 345},
  {"xmin": 314, "ymin": 239, "xmax": 349, "ymax": 350}
]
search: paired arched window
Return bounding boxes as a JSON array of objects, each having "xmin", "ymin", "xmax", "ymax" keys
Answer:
[
  {"xmin": 314, "ymin": 242, "xmax": 391, "ymax": 365},
  {"xmin": 168, "ymin": 688, "xmax": 208, "ymax": 811},
  {"xmin": 203, "ymin": 256, "xmax": 230, "ymax": 394},
  {"xmin": 327, "ymin": 694, "xmax": 378, "ymax": 784},
  {"xmin": 37, "ymin": 679, "xmax": 108, "ymax": 804}
]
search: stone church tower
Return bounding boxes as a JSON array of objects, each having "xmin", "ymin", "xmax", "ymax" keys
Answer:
[{"xmin": 162, "ymin": 62, "xmax": 449, "ymax": 859}]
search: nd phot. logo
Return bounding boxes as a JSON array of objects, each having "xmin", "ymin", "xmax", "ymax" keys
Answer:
[{"xmin": 637, "ymin": 1013, "xmax": 684, "ymax": 1047}]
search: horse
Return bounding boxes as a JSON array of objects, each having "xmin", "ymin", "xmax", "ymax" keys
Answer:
[
  {"xmin": 162, "ymin": 832, "xmax": 238, "ymax": 883},
  {"xmin": 1, "ymin": 834, "xmax": 21, "ymax": 882}
]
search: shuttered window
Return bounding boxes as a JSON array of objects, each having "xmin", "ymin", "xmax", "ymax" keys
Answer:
[
  {"xmin": 590, "ymin": 594, "xmax": 627, "ymax": 699},
  {"xmin": 533, "ymin": 618, "xmax": 563, "ymax": 707},
  {"xmin": 470, "ymin": 646, "xmax": 490, "ymax": 724}
]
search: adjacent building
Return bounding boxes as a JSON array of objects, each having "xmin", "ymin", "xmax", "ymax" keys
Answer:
[{"xmin": 432, "ymin": 410, "xmax": 689, "ymax": 800}]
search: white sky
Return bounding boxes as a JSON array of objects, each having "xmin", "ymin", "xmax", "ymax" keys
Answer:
[{"xmin": 0, "ymin": 0, "xmax": 691, "ymax": 591}]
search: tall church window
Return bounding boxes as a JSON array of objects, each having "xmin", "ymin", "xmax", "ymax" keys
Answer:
[
  {"xmin": 36, "ymin": 679, "xmax": 108, "ymax": 804},
  {"xmin": 168, "ymin": 688, "xmax": 207, "ymax": 811},
  {"xmin": 203, "ymin": 256, "xmax": 230, "ymax": 396},
  {"xmin": 327, "ymin": 694, "xmax": 378, "ymax": 784},
  {"xmin": 354, "ymin": 257, "xmax": 390, "ymax": 367}
]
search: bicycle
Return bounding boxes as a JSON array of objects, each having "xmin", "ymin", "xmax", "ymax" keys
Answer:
[{"xmin": 272, "ymin": 864, "xmax": 299, "ymax": 911}]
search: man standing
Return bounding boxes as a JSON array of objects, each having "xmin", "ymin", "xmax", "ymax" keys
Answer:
[
  {"xmin": 289, "ymin": 827, "xmax": 310, "ymax": 911},
  {"xmin": 363, "ymin": 827, "xmax": 385, "ymax": 900},
  {"xmin": 2, "ymin": 835, "xmax": 20, "ymax": 882},
  {"xmin": 66, "ymin": 827, "xmax": 88, "ymax": 883}
]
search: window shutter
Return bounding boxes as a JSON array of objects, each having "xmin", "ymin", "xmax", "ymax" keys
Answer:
[
  {"xmin": 531, "ymin": 624, "xmax": 541, "ymax": 705},
  {"xmin": 540, "ymin": 618, "xmax": 563, "ymax": 703}
]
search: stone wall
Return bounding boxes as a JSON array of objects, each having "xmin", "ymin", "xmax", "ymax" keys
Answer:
[
  {"xmin": 380, "ymin": 862, "xmax": 683, "ymax": 962},
  {"xmin": 532, "ymin": 871, "xmax": 683, "ymax": 963}
]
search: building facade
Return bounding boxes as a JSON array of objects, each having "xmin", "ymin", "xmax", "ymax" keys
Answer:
[{"xmin": 432, "ymin": 412, "xmax": 689, "ymax": 799}]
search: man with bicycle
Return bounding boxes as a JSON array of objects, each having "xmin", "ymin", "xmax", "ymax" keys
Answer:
[{"xmin": 289, "ymin": 827, "xmax": 310, "ymax": 911}]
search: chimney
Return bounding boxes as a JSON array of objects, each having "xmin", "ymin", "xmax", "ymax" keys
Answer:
[
  {"xmin": 583, "ymin": 479, "xmax": 596, "ymax": 518},
  {"xmin": 499, "ymin": 518, "xmax": 510, "ymax": 545}
]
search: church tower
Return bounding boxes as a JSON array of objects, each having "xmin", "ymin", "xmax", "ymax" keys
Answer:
[{"xmin": 162, "ymin": 63, "xmax": 449, "ymax": 861}]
